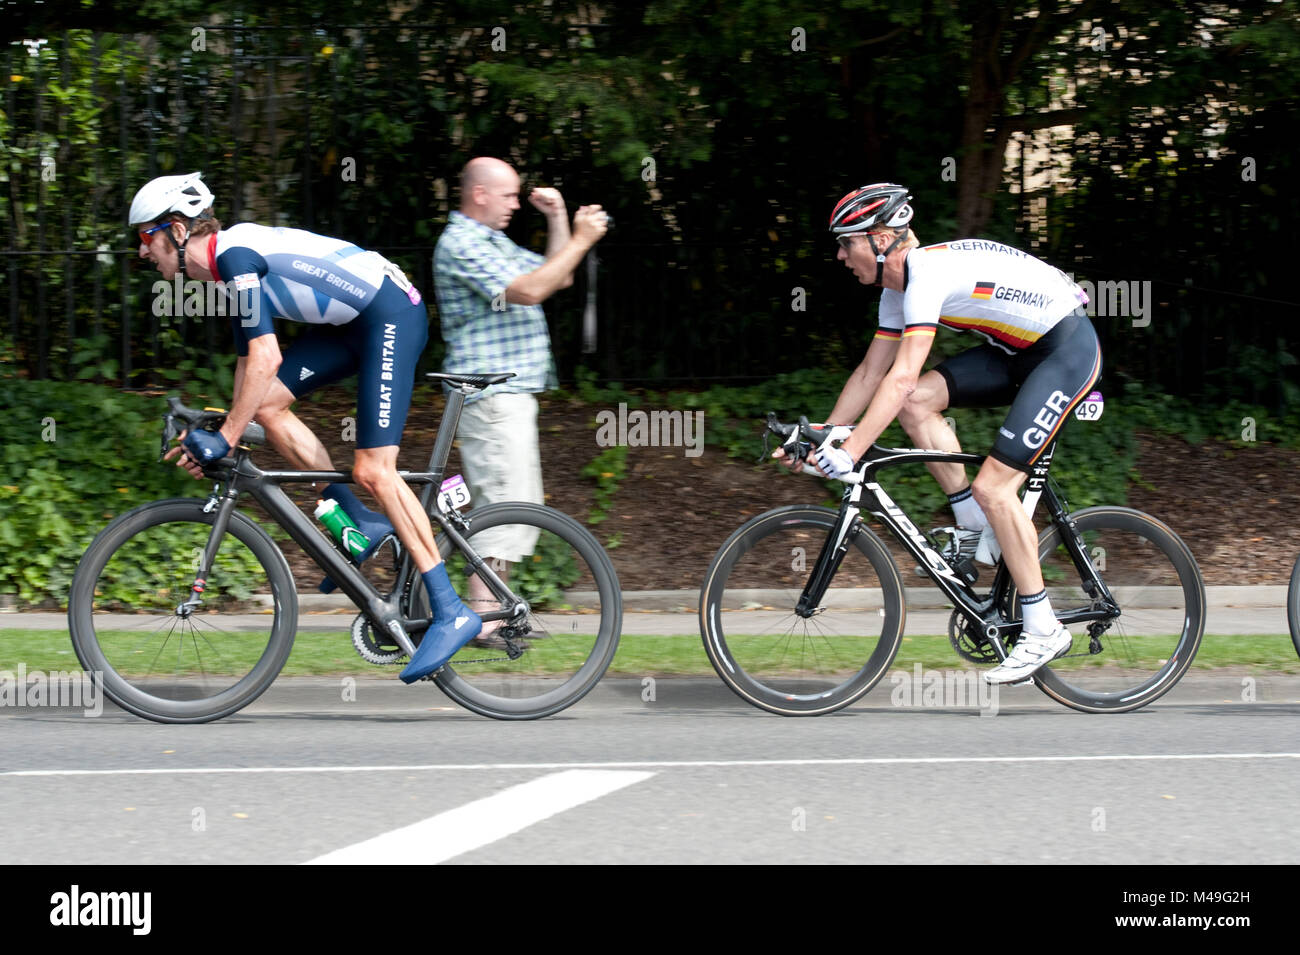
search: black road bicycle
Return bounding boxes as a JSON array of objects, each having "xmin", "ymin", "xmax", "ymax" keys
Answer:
[
  {"xmin": 699, "ymin": 414, "xmax": 1206, "ymax": 716},
  {"xmin": 68, "ymin": 373, "xmax": 621, "ymax": 723}
]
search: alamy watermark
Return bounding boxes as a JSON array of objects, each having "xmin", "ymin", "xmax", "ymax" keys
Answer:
[
  {"xmin": 889, "ymin": 664, "xmax": 999, "ymax": 716},
  {"xmin": 1065, "ymin": 273, "xmax": 1151, "ymax": 327},
  {"xmin": 0, "ymin": 665, "xmax": 103, "ymax": 716},
  {"xmin": 50, "ymin": 885, "xmax": 150, "ymax": 935},
  {"xmin": 595, "ymin": 402, "xmax": 704, "ymax": 458},
  {"xmin": 152, "ymin": 276, "xmax": 261, "ymax": 326}
]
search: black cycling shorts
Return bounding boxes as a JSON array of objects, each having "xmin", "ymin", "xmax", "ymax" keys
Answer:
[
  {"xmin": 276, "ymin": 277, "xmax": 428, "ymax": 449},
  {"xmin": 934, "ymin": 309, "xmax": 1102, "ymax": 472}
]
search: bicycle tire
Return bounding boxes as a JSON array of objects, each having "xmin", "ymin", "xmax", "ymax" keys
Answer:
[
  {"xmin": 67, "ymin": 498, "xmax": 297, "ymax": 723},
  {"xmin": 402, "ymin": 502, "xmax": 622, "ymax": 719},
  {"xmin": 1288, "ymin": 552, "xmax": 1300, "ymax": 659},
  {"xmin": 1004, "ymin": 507, "xmax": 1205, "ymax": 713},
  {"xmin": 699, "ymin": 505, "xmax": 905, "ymax": 716}
]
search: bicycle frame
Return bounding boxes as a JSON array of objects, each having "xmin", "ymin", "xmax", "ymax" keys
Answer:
[
  {"xmin": 181, "ymin": 383, "xmax": 521, "ymax": 657},
  {"xmin": 802, "ymin": 439, "xmax": 1121, "ymax": 645}
]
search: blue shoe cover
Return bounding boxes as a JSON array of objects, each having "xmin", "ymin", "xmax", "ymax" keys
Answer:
[{"xmin": 398, "ymin": 605, "xmax": 482, "ymax": 683}]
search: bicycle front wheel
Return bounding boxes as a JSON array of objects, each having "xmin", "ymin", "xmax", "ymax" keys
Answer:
[
  {"xmin": 405, "ymin": 502, "xmax": 622, "ymax": 719},
  {"xmin": 699, "ymin": 505, "xmax": 905, "ymax": 716},
  {"xmin": 1288, "ymin": 552, "xmax": 1300, "ymax": 659},
  {"xmin": 1017, "ymin": 507, "xmax": 1205, "ymax": 713},
  {"xmin": 67, "ymin": 498, "xmax": 297, "ymax": 723}
]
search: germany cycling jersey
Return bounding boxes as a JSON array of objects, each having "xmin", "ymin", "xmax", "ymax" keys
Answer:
[{"xmin": 876, "ymin": 239, "xmax": 1090, "ymax": 354}]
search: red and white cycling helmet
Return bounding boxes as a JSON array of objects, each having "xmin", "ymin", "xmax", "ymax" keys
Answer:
[{"xmin": 828, "ymin": 182, "xmax": 913, "ymax": 235}]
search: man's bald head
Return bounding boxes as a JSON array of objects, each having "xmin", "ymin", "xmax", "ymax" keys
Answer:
[
  {"xmin": 459, "ymin": 157, "xmax": 522, "ymax": 230},
  {"xmin": 461, "ymin": 157, "xmax": 516, "ymax": 194}
]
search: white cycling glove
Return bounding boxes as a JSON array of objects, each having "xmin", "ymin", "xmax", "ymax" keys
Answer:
[{"xmin": 814, "ymin": 444, "xmax": 856, "ymax": 481}]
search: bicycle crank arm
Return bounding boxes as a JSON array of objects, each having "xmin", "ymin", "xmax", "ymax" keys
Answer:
[{"xmin": 383, "ymin": 619, "xmax": 418, "ymax": 657}]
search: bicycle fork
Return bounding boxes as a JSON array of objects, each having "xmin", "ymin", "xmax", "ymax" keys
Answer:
[
  {"xmin": 178, "ymin": 481, "xmax": 242, "ymax": 617},
  {"xmin": 796, "ymin": 505, "xmax": 863, "ymax": 617}
]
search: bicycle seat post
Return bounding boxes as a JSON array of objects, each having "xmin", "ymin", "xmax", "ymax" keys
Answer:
[{"xmin": 428, "ymin": 385, "xmax": 470, "ymax": 475}]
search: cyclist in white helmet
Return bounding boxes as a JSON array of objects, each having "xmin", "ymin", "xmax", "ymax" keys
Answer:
[
  {"xmin": 779, "ymin": 182, "xmax": 1102, "ymax": 684},
  {"xmin": 130, "ymin": 172, "xmax": 483, "ymax": 683}
]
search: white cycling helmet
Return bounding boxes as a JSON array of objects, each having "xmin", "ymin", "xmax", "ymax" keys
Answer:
[{"xmin": 128, "ymin": 172, "xmax": 215, "ymax": 226}]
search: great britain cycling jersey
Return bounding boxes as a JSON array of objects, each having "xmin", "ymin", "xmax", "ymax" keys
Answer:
[
  {"xmin": 205, "ymin": 223, "xmax": 419, "ymax": 350},
  {"xmin": 198, "ymin": 223, "xmax": 429, "ymax": 449},
  {"xmin": 872, "ymin": 239, "xmax": 1101, "ymax": 472},
  {"xmin": 875, "ymin": 239, "xmax": 1090, "ymax": 354}
]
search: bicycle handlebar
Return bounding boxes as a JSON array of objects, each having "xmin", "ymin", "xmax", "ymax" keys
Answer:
[
  {"xmin": 161, "ymin": 396, "xmax": 266, "ymax": 460},
  {"xmin": 763, "ymin": 413, "xmax": 863, "ymax": 483}
]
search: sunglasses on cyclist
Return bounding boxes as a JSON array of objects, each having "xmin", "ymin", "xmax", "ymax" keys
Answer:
[
  {"xmin": 836, "ymin": 232, "xmax": 888, "ymax": 250},
  {"xmin": 137, "ymin": 221, "xmax": 173, "ymax": 245}
]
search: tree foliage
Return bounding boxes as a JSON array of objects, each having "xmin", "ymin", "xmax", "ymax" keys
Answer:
[{"xmin": 1, "ymin": 0, "xmax": 1296, "ymax": 406}]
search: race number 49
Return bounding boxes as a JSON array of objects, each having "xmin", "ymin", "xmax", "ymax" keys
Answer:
[{"xmin": 1074, "ymin": 391, "xmax": 1104, "ymax": 421}]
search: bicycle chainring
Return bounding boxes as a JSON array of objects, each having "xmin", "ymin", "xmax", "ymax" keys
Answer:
[
  {"xmin": 350, "ymin": 614, "xmax": 407, "ymax": 665},
  {"xmin": 948, "ymin": 610, "xmax": 1011, "ymax": 665}
]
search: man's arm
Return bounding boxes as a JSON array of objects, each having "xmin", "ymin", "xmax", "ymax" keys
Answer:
[
  {"xmin": 163, "ymin": 336, "xmax": 281, "ymax": 476},
  {"xmin": 825, "ymin": 335, "xmax": 901, "ymax": 425},
  {"xmin": 531, "ymin": 187, "xmax": 572, "ymax": 263},
  {"xmin": 504, "ymin": 205, "xmax": 606, "ymax": 306},
  {"xmin": 219, "ymin": 334, "xmax": 282, "ymax": 448},
  {"xmin": 835, "ymin": 332, "xmax": 935, "ymax": 462}
]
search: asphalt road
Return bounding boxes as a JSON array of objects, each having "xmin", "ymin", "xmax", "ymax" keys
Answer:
[{"xmin": 3, "ymin": 675, "xmax": 1298, "ymax": 865}]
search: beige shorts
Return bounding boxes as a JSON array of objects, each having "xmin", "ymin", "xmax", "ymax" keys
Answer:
[{"xmin": 455, "ymin": 391, "xmax": 543, "ymax": 561}]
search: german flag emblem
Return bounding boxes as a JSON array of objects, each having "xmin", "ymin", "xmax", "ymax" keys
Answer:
[{"xmin": 972, "ymin": 281, "xmax": 995, "ymax": 300}]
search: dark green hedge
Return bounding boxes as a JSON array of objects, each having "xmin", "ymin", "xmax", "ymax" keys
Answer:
[{"xmin": 0, "ymin": 379, "xmax": 194, "ymax": 606}]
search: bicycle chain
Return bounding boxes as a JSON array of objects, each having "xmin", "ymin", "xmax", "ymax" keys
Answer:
[{"xmin": 352, "ymin": 613, "xmax": 531, "ymax": 667}]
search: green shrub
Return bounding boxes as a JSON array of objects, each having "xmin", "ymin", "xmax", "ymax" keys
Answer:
[
  {"xmin": 0, "ymin": 379, "xmax": 205, "ymax": 607},
  {"xmin": 581, "ymin": 445, "xmax": 629, "ymax": 525}
]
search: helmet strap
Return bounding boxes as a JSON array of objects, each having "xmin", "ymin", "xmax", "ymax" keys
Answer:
[
  {"xmin": 866, "ymin": 229, "xmax": 909, "ymax": 287},
  {"xmin": 163, "ymin": 218, "xmax": 195, "ymax": 277}
]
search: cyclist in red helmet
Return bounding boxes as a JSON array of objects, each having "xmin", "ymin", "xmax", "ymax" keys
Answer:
[{"xmin": 780, "ymin": 182, "xmax": 1101, "ymax": 684}]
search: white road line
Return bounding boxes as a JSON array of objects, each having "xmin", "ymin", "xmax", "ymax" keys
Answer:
[
  {"xmin": 4, "ymin": 752, "xmax": 1300, "ymax": 777},
  {"xmin": 303, "ymin": 769, "xmax": 654, "ymax": 865}
]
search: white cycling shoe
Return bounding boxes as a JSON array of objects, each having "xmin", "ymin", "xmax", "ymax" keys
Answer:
[{"xmin": 984, "ymin": 625, "xmax": 1072, "ymax": 685}]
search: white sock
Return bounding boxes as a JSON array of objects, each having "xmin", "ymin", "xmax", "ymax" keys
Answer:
[
  {"xmin": 948, "ymin": 488, "xmax": 988, "ymax": 530},
  {"xmin": 1019, "ymin": 589, "xmax": 1057, "ymax": 634}
]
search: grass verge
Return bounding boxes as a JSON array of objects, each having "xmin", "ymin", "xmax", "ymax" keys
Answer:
[{"xmin": 3, "ymin": 629, "xmax": 1297, "ymax": 677}]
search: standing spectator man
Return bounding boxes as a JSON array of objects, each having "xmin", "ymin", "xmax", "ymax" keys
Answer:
[{"xmin": 433, "ymin": 157, "xmax": 608, "ymax": 633}]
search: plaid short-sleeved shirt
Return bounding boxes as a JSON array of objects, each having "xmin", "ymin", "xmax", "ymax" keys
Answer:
[{"xmin": 433, "ymin": 211, "xmax": 558, "ymax": 400}]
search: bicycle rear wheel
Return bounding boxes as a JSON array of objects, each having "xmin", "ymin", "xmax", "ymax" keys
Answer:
[
  {"xmin": 1288, "ymin": 552, "xmax": 1300, "ymax": 659},
  {"xmin": 67, "ymin": 499, "xmax": 297, "ymax": 723},
  {"xmin": 1011, "ymin": 507, "xmax": 1205, "ymax": 713},
  {"xmin": 405, "ymin": 502, "xmax": 622, "ymax": 719},
  {"xmin": 699, "ymin": 505, "xmax": 905, "ymax": 716}
]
